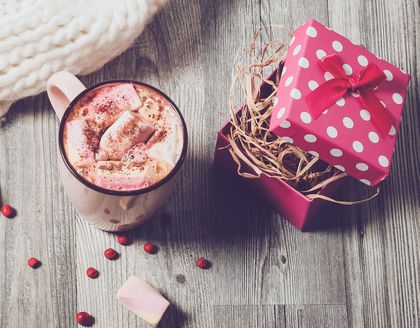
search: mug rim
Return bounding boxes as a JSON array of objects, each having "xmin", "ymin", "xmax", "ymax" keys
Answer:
[{"xmin": 58, "ymin": 79, "xmax": 188, "ymax": 196}]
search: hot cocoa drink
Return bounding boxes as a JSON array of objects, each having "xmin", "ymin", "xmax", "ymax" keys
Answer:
[{"xmin": 63, "ymin": 82, "xmax": 184, "ymax": 191}]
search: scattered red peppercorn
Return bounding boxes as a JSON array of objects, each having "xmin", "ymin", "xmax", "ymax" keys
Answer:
[
  {"xmin": 117, "ymin": 234, "xmax": 130, "ymax": 246},
  {"xmin": 75, "ymin": 312, "xmax": 94, "ymax": 327},
  {"xmin": 86, "ymin": 267, "xmax": 99, "ymax": 279},
  {"xmin": 143, "ymin": 242, "xmax": 157, "ymax": 254},
  {"xmin": 196, "ymin": 257, "xmax": 210, "ymax": 269},
  {"xmin": 1, "ymin": 204, "xmax": 13, "ymax": 218},
  {"xmin": 104, "ymin": 248, "xmax": 119, "ymax": 260},
  {"xmin": 27, "ymin": 257, "xmax": 41, "ymax": 269}
]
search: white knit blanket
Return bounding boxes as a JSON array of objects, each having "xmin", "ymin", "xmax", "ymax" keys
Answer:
[{"xmin": 0, "ymin": 0, "xmax": 167, "ymax": 117}]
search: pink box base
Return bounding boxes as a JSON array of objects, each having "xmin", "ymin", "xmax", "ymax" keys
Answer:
[{"xmin": 213, "ymin": 69, "xmax": 346, "ymax": 231}]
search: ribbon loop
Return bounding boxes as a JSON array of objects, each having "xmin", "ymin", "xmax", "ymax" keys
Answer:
[{"xmin": 305, "ymin": 54, "xmax": 393, "ymax": 136}]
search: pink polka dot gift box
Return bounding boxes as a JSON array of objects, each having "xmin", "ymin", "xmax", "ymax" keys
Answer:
[
  {"xmin": 214, "ymin": 19, "xmax": 410, "ymax": 231},
  {"xmin": 270, "ymin": 19, "xmax": 410, "ymax": 187}
]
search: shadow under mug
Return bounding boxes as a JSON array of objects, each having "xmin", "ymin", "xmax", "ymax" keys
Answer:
[{"xmin": 47, "ymin": 71, "xmax": 188, "ymax": 231}]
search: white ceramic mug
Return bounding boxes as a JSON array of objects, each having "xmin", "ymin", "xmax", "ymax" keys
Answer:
[{"xmin": 47, "ymin": 71, "xmax": 187, "ymax": 231}]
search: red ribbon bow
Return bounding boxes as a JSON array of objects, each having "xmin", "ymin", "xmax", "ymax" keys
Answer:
[{"xmin": 305, "ymin": 54, "xmax": 393, "ymax": 136}]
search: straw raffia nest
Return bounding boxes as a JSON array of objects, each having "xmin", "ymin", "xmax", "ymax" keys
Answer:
[{"xmin": 225, "ymin": 26, "xmax": 383, "ymax": 206}]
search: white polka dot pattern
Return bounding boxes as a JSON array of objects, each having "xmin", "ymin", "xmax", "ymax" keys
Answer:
[
  {"xmin": 352, "ymin": 141, "xmax": 364, "ymax": 153},
  {"xmin": 342, "ymin": 64, "xmax": 352, "ymax": 75},
  {"xmin": 298, "ymin": 57, "xmax": 310, "ymax": 68},
  {"xmin": 357, "ymin": 55, "xmax": 368, "ymax": 66},
  {"xmin": 283, "ymin": 137, "xmax": 293, "ymax": 144},
  {"xmin": 280, "ymin": 120, "xmax": 291, "ymax": 128},
  {"xmin": 285, "ymin": 76, "xmax": 293, "ymax": 87},
  {"xmin": 281, "ymin": 67, "xmax": 287, "ymax": 76},
  {"xmin": 289, "ymin": 36, "xmax": 295, "ymax": 46},
  {"xmin": 304, "ymin": 134, "xmax": 317, "ymax": 143},
  {"xmin": 300, "ymin": 112, "xmax": 312, "ymax": 124},
  {"xmin": 342, "ymin": 117, "xmax": 353, "ymax": 128},
  {"xmin": 356, "ymin": 163, "xmax": 369, "ymax": 171},
  {"xmin": 334, "ymin": 165, "xmax": 345, "ymax": 172},
  {"xmin": 392, "ymin": 93, "xmax": 403, "ymax": 104},
  {"xmin": 330, "ymin": 148, "xmax": 343, "ymax": 157},
  {"xmin": 269, "ymin": 20, "xmax": 410, "ymax": 188},
  {"xmin": 368, "ymin": 132, "xmax": 379, "ymax": 143},
  {"xmin": 383, "ymin": 69, "xmax": 393, "ymax": 81},
  {"xmin": 324, "ymin": 72, "xmax": 334, "ymax": 81},
  {"xmin": 308, "ymin": 80, "xmax": 319, "ymax": 90},
  {"xmin": 306, "ymin": 26, "xmax": 317, "ymax": 38},
  {"xmin": 327, "ymin": 126, "xmax": 338, "ymax": 138},
  {"xmin": 360, "ymin": 179, "xmax": 371, "ymax": 186},
  {"xmin": 290, "ymin": 88, "xmax": 302, "ymax": 99},
  {"xmin": 360, "ymin": 110, "xmax": 371, "ymax": 121},
  {"xmin": 336, "ymin": 97, "xmax": 345, "ymax": 107},
  {"xmin": 332, "ymin": 40, "xmax": 343, "ymax": 52},
  {"xmin": 378, "ymin": 155, "xmax": 389, "ymax": 167},
  {"xmin": 277, "ymin": 107, "xmax": 286, "ymax": 119},
  {"xmin": 316, "ymin": 49, "xmax": 327, "ymax": 59},
  {"xmin": 389, "ymin": 125, "xmax": 396, "ymax": 136},
  {"xmin": 293, "ymin": 45, "xmax": 302, "ymax": 56}
]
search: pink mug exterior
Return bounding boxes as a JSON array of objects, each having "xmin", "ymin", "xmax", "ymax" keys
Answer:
[{"xmin": 47, "ymin": 72, "xmax": 188, "ymax": 231}]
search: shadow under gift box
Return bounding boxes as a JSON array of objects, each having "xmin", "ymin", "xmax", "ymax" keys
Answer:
[{"xmin": 213, "ymin": 67, "xmax": 346, "ymax": 231}]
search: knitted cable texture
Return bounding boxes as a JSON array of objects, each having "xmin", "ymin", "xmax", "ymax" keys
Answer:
[{"xmin": 0, "ymin": 0, "xmax": 167, "ymax": 117}]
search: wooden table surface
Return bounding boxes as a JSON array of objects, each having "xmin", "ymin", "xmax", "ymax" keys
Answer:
[{"xmin": 1, "ymin": 0, "xmax": 419, "ymax": 327}]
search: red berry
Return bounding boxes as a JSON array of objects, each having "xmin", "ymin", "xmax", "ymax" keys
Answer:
[
  {"xmin": 143, "ymin": 242, "xmax": 157, "ymax": 254},
  {"xmin": 86, "ymin": 267, "xmax": 99, "ymax": 279},
  {"xmin": 117, "ymin": 235, "xmax": 130, "ymax": 246},
  {"xmin": 27, "ymin": 257, "xmax": 41, "ymax": 269},
  {"xmin": 1, "ymin": 204, "xmax": 13, "ymax": 218},
  {"xmin": 104, "ymin": 248, "xmax": 118, "ymax": 260},
  {"xmin": 75, "ymin": 312, "xmax": 94, "ymax": 326},
  {"xmin": 196, "ymin": 257, "xmax": 210, "ymax": 269}
]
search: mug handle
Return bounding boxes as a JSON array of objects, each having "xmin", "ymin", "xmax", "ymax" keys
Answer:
[{"xmin": 47, "ymin": 71, "xmax": 86, "ymax": 121}]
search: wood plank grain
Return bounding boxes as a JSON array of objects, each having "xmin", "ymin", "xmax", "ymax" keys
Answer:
[
  {"xmin": 213, "ymin": 305, "xmax": 285, "ymax": 328},
  {"xmin": 0, "ymin": 96, "xmax": 77, "ymax": 327},
  {"xmin": 328, "ymin": 0, "xmax": 420, "ymax": 327},
  {"xmin": 0, "ymin": 0, "xmax": 419, "ymax": 327},
  {"xmin": 212, "ymin": 0, "xmax": 348, "ymax": 306},
  {"xmin": 213, "ymin": 304, "xmax": 348, "ymax": 328},
  {"xmin": 284, "ymin": 304, "xmax": 348, "ymax": 328}
]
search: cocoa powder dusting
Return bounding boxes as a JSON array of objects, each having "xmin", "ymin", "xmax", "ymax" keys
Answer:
[{"xmin": 83, "ymin": 121, "xmax": 101, "ymax": 152}]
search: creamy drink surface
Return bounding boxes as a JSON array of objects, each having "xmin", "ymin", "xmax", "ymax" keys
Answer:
[{"xmin": 63, "ymin": 83, "xmax": 184, "ymax": 191}]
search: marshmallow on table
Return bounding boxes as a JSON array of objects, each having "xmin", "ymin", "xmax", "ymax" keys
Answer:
[
  {"xmin": 98, "ymin": 111, "xmax": 155, "ymax": 160},
  {"xmin": 117, "ymin": 276, "xmax": 170, "ymax": 327}
]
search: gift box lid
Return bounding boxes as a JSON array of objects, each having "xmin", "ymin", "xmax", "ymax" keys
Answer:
[{"xmin": 269, "ymin": 19, "xmax": 410, "ymax": 187}]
